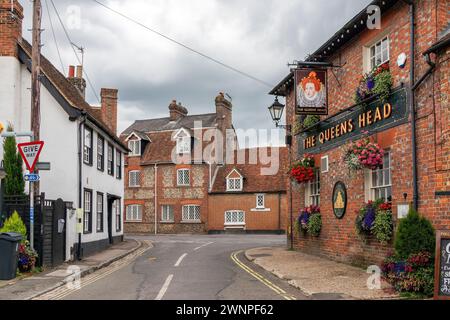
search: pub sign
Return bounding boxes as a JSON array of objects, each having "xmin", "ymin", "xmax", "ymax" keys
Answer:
[{"xmin": 294, "ymin": 68, "xmax": 328, "ymax": 115}]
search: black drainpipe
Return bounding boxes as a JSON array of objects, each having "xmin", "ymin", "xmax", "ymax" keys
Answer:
[
  {"xmin": 77, "ymin": 111, "xmax": 87, "ymax": 260},
  {"xmin": 407, "ymin": 1, "xmax": 419, "ymax": 211}
]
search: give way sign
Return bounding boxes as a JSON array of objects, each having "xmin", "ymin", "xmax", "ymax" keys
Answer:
[{"xmin": 18, "ymin": 141, "xmax": 44, "ymax": 172}]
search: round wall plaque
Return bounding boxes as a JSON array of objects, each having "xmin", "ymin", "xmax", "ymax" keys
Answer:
[{"xmin": 332, "ymin": 181, "xmax": 347, "ymax": 219}]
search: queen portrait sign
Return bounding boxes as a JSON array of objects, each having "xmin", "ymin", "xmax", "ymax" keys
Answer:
[{"xmin": 294, "ymin": 69, "xmax": 328, "ymax": 115}]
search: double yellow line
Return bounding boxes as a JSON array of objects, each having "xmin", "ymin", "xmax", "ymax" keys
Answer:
[
  {"xmin": 34, "ymin": 242, "xmax": 151, "ymax": 300},
  {"xmin": 230, "ymin": 251, "xmax": 296, "ymax": 300}
]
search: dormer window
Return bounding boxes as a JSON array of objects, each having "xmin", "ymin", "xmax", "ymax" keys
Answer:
[
  {"xmin": 128, "ymin": 140, "xmax": 141, "ymax": 156},
  {"xmin": 174, "ymin": 128, "xmax": 191, "ymax": 154},
  {"xmin": 226, "ymin": 169, "xmax": 243, "ymax": 192}
]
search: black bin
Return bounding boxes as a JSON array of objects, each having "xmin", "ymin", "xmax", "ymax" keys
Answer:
[{"xmin": 0, "ymin": 232, "xmax": 23, "ymax": 280}]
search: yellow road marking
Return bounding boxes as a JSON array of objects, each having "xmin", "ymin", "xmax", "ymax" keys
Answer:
[
  {"xmin": 230, "ymin": 251, "xmax": 296, "ymax": 300},
  {"xmin": 33, "ymin": 243, "xmax": 151, "ymax": 300}
]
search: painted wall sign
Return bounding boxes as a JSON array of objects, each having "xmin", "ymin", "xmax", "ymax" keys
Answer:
[
  {"xmin": 332, "ymin": 181, "xmax": 347, "ymax": 219},
  {"xmin": 297, "ymin": 87, "xmax": 408, "ymax": 155},
  {"xmin": 434, "ymin": 230, "xmax": 450, "ymax": 300},
  {"xmin": 294, "ymin": 68, "xmax": 328, "ymax": 115}
]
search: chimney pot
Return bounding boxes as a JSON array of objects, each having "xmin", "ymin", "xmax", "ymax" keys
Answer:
[
  {"xmin": 76, "ymin": 65, "xmax": 83, "ymax": 78},
  {"xmin": 68, "ymin": 65, "xmax": 75, "ymax": 78}
]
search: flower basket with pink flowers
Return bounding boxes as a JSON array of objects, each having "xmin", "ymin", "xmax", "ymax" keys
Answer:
[{"xmin": 344, "ymin": 134, "xmax": 384, "ymax": 172}]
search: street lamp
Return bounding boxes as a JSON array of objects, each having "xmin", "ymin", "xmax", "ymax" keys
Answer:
[{"xmin": 268, "ymin": 96, "xmax": 294, "ymax": 249}]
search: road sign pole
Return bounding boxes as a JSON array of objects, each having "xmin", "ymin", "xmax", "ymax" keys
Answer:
[{"xmin": 29, "ymin": 175, "xmax": 34, "ymax": 250}]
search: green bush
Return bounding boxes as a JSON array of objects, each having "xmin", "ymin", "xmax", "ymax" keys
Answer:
[
  {"xmin": 303, "ymin": 115, "xmax": 320, "ymax": 128},
  {"xmin": 394, "ymin": 208, "xmax": 435, "ymax": 259},
  {"xmin": 0, "ymin": 211, "xmax": 27, "ymax": 241},
  {"xmin": 3, "ymin": 123, "xmax": 25, "ymax": 195}
]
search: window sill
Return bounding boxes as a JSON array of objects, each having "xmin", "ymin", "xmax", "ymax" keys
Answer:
[
  {"xmin": 181, "ymin": 220, "xmax": 202, "ymax": 224},
  {"xmin": 226, "ymin": 190, "xmax": 243, "ymax": 193},
  {"xmin": 250, "ymin": 208, "xmax": 270, "ymax": 212},
  {"xmin": 224, "ymin": 224, "xmax": 245, "ymax": 228},
  {"xmin": 125, "ymin": 220, "xmax": 142, "ymax": 223},
  {"xmin": 160, "ymin": 221, "xmax": 175, "ymax": 224}
]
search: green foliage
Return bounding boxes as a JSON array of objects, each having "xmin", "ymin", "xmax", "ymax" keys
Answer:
[
  {"xmin": 373, "ymin": 70, "xmax": 393, "ymax": 103},
  {"xmin": 372, "ymin": 211, "xmax": 393, "ymax": 245},
  {"xmin": 307, "ymin": 214, "xmax": 322, "ymax": 237},
  {"xmin": 394, "ymin": 208, "xmax": 435, "ymax": 260},
  {"xmin": 0, "ymin": 211, "xmax": 27, "ymax": 241},
  {"xmin": 3, "ymin": 124, "xmax": 25, "ymax": 195},
  {"xmin": 303, "ymin": 115, "xmax": 320, "ymax": 128}
]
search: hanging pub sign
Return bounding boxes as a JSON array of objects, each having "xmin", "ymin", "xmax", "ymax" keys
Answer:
[
  {"xmin": 332, "ymin": 181, "xmax": 347, "ymax": 219},
  {"xmin": 295, "ymin": 68, "xmax": 328, "ymax": 115},
  {"xmin": 434, "ymin": 230, "xmax": 450, "ymax": 300}
]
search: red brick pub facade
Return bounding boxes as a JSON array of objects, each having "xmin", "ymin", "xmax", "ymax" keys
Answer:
[{"xmin": 270, "ymin": 0, "xmax": 449, "ymax": 266}]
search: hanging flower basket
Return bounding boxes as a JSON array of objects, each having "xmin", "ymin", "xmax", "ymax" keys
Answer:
[
  {"xmin": 344, "ymin": 134, "xmax": 384, "ymax": 171},
  {"xmin": 289, "ymin": 154, "xmax": 315, "ymax": 184},
  {"xmin": 355, "ymin": 200, "xmax": 393, "ymax": 244},
  {"xmin": 295, "ymin": 205, "xmax": 321, "ymax": 237},
  {"xmin": 354, "ymin": 62, "xmax": 393, "ymax": 105}
]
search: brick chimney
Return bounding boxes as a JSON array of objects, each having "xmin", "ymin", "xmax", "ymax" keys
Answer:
[
  {"xmin": 100, "ymin": 88, "xmax": 118, "ymax": 135},
  {"xmin": 67, "ymin": 65, "xmax": 87, "ymax": 98},
  {"xmin": 169, "ymin": 99, "xmax": 188, "ymax": 121},
  {"xmin": 0, "ymin": 0, "xmax": 24, "ymax": 57},
  {"xmin": 215, "ymin": 92, "xmax": 232, "ymax": 132}
]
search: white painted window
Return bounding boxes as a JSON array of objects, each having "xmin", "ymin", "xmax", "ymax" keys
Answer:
[
  {"xmin": 177, "ymin": 169, "xmax": 190, "ymax": 186},
  {"xmin": 96, "ymin": 193, "xmax": 103, "ymax": 232},
  {"xmin": 182, "ymin": 205, "xmax": 200, "ymax": 222},
  {"xmin": 225, "ymin": 211, "xmax": 245, "ymax": 225},
  {"xmin": 370, "ymin": 36, "xmax": 389, "ymax": 69},
  {"xmin": 97, "ymin": 136, "xmax": 104, "ymax": 171},
  {"xmin": 107, "ymin": 144, "xmax": 114, "ymax": 176},
  {"xmin": 129, "ymin": 170, "xmax": 140, "ymax": 187},
  {"xmin": 305, "ymin": 170, "xmax": 320, "ymax": 206},
  {"xmin": 126, "ymin": 205, "xmax": 142, "ymax": 221},
  {"xmin": 116, "ymin": 150, "xmax": 122, "ymax": 179},
  {"xmin": 366, "ymin": 151, "xmax": 392, "ymax": 202},
  {"xmin": 83, "ymin": 127, "xmax": 93, "ymax": 165},
  {"xmin": 256, "ymin": 194, "xmax": 265, "ymax": 209},
  {"xmin": 227, "ymin": 178, "xmax": 242, "ymax": 191},
  {"xmin": 128, "ymin": 140, "xmax": 141, "ymax": 156},
  {"xmin": 321, "ymin": 156, "xmax": 329, "ymax": 173},
  {"xmin": 84, "ymin": 190, "xmax": 92, "ymax": 233},
  {"xmin": 161, "ymin": 205, "xmax": 174, "ymax": 222},
  {"xmin": 115, "ymin": 200, "xmax": 122, "ymax": 232}
]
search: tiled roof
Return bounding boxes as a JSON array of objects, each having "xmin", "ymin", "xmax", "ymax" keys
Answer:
[
  {"xmin": 210, "ymin": 147, "xmax": 288, "ymax": 194},
  {"xmin": 122, "ymin": 113, "xmax": 218, "ymax": 135},
  {"xmin": 18, "ymin": 39, "xmax": 128, "ymax": 150}
]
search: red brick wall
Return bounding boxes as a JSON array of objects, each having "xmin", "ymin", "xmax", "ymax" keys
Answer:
[
  {"xmin": 0, "ymin": 0, "xmax": 23, "ymax": 57},
  {"xmin": 208, "ymin": 193, "xmax": 287, "ymax": 231},
  {"xmin": 286, "ymin": 0, "xmax": 450, "ymax": 266}
]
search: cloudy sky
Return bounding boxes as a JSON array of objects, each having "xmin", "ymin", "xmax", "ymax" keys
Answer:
[{"xmin": 22, "ymin": 0, "xmax": 369, "ymax": 146}]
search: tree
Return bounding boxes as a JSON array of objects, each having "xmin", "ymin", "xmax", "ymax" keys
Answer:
[{"xmin": 2, "ymin": 124, "xmax": 25, "ymax": 195}]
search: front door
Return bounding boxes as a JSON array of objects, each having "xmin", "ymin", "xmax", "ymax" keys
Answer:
[{"xmin": 52, "ymin": 199, "xmax": 66, "ymax": 266}]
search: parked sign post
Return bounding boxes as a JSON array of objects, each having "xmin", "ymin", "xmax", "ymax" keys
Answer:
[{"xmin": 18, "ymin": 141, "xmax": 44, "ymax": 250}]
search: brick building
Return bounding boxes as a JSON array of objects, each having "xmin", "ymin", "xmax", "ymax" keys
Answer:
[
  {"xmin": 270, "ymin": 0, "xmax": 449, "ymax": 266},
  {"xmin": 208, "ymin": 148, "xmax": 287, "ymax": 233},
  {"xmin": 121, "ymin": 93, "xmax": 288, "ymax": 234}
]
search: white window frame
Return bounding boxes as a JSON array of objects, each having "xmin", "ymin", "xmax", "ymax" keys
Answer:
[
  {"xmin": 224, "ymin": 210, "xmax": 245, "ymax": 226},
  {"xmin": 365, "ymin": 151, "xmax": 392, "ymax": 202},
  {"xmin": 256, "ymin": 194, "xmax": 265, "ymax": 209},
  {"xmin": 320, "ymin": 155, "xmax": 329, "ymax": 173},
  {"xmin": 182, "ymin": 205, "xmax": 201, "ymax": 222},
  {"xmin": 177, "ymin": 169, "xmax": 190, "ymax": 186},
  {"xmin": 83, "ymin": 190, "xmax": 92, "ymax": 233},
  {"xmin": 128, "ymin": 139, "xmax": 141, "ymax": 156},
  {"xmin": 115, "ymin": 200, "xmax": 122, "ymax": 232},
  {"xmin": 368, "ymin": 36, "xmax": 389, "ymax": 71},
  {"xmin": 126, "ymin": 205, "xmax": 142, "ymax": 222},
  {"xmin": 83, "ymin": 127, "xmax": 93, "ymax": 165},
  {"xmin": 226, "ymin": 178, "xmax": 243, "ymax": 191},
  {"xmin": 96, "ymin": 193, "xmax": 104, "ymax": 233},
  {"xmin": 305, "ymin": 169, "xmax": 320, "ymax": 206},
  {"xmin": 129, "ymin": 170, "xmax": 141, "ymax": 187},
  {"xmin": 161, "ymin": 205, "xmax": 174, "ymax": 222},
  {"xmin": 174, "ymin": 128, "xmax": 191, "ymax": 154},
  {"xmin": 97, "ymin": 135, "xmax": 104, "ymax": 171}
]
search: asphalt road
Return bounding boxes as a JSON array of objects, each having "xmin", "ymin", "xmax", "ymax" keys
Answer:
[{"xmin": 42, "ymin": 234, "xmax": 309, "ymax": 300}]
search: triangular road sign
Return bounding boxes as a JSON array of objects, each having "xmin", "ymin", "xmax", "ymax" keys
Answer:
[{"xmin": 18, "ymin": 141, "xmax": 44, "ymax": 172}]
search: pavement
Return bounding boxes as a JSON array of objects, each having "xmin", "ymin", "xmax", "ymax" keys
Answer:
[
  {"xmin": 0, "ymin": 238, "xmax": 145, "ymax": 300},
  {"xmin": 245, "ymin": 246, "xmax": 400, "ymax": 300}
]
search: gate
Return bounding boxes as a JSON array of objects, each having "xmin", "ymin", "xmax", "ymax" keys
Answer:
[{"xmin": 2, "ymin": 193, "xmax": 72, "ymax": 268}]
